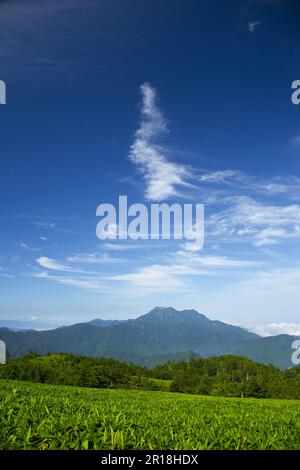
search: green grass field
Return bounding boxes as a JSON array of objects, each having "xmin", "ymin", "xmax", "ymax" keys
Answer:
[{"xmin": 1, "ymin": 379, "xmax": 300, "ymax": 450}]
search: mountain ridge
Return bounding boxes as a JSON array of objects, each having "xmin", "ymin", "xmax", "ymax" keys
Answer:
[{"xmin": 0, "ymin": 307, "xmax": 297, "ymax": 369}]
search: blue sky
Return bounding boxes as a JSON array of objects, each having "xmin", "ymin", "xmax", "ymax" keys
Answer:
[{"xmin": 1, "ymin": 0, "xmax": 300, "ymax": 334}]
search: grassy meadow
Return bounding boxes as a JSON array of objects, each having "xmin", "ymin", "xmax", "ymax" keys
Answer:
[{"xmin": 1, "ymin": 379, "xmax": 300, "ymax": 450}]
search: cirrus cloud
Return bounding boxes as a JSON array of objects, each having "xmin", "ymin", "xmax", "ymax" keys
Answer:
[{"xmin": 129, "ymin": 83, "xmax": 192, "ymax": 201}]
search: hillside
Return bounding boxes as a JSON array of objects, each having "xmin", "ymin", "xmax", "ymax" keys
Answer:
[
  {"xmin": 3, "ymin": 353, "xmax": 300, "ymax": 399},
  {"xmin": 1, "ymin": 379, "xmax": 300, "ymax": 450},
  {"xmin": 0, "ymin": 307, "xmax": 258, "ymax": 365},
  {"xmin": 231, "ymin": 334, "xmax": 299, "ymax": 370}
]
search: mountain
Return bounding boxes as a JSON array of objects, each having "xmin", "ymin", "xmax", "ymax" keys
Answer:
[
  {"xmin": 0, "ymin": 307, "xmax": 258, "ymax": 366},
  {"xmin": 88, "ymin": 319, "xmax": 124, "ymax": 327},
  {"xmin": 0, "ymin": 307, "xmax": 298, "ymax": 368},
  {"xmin": 231, "ymin": 334, "xmax": 299, "ymax": 370},
  {"xmin": 122, "ymin": 307, "xmax": 259, "ymax": 357}
]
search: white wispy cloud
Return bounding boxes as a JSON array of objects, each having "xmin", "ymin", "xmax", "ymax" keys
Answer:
[
  {"xmin": 34, "ymin": 221, "xmax": 56, "ymax": 229},
  {"xmin": 102, "ymin": 243, "xmax": 144, "ymax": 251},
  {"xmin": 32, "ymin": 245, "xmax": 258, "ymax": 297},
  {"xmin": 17, "ymin": 241, "xmax": 40, "ymax": 252},
  {"xmin": 199, "ymin": 170, "xmax": 239, "ymax": 184},
  {"xmin": 33, "ymin": 271, "xmax": 106, "ymax": 291},
  {"xmin": 250, "ymin": 323, "xmax": 300, "ymax": 337},
  {"xmin": 0, "ymin": 273, "xmax": 14, "ymax": 279},
  {"xmin": 209, "ymin": 196, "xmax": 300, "ymax": 246},
  {"xmin": 36, "ymin": 253, "xmax": 125, "ymax": 274},
  {"xmin": 35, "ymin": 256, "xmax": 94, "ymax": 273},
  {"xmin": 238, "ymin": 266, "xmax": 300, "ymax": 288},
  {"xmin": 248, "ymin": 21, "xmax": 261, "ymax": 33},
  {"xmin": 199, "ymin": 169, "xmax": 300, "ymax": 197},
  {"xmin": 106, "ymin": 251, "xmax": 256, "ymax": 295},
  {"xmin": 290, "ymin": 134, "xmax": 300, "ymax": 148},
  {"xmin": 67, "ymin": 252, "xmax": 127, "ymax": 264},
  {"xmin": 36, "ymin": 257, "xmax": 75, "ymax": 272},
  {"xmin": 176, "ymin": 251, "xmax": 258, "ymax": 268},
  {"xmin": 0, "ymin": 266, "xmax": 14, "ymax": 279},
  {"xmin": 109, "ymin": 265, "xmax": 187, "ymax": 293},
  {"xmin": 253, "ymin": 228, "xmax": 288, "ymax": 247},
  {"xmin": 129, "ymin": 83, "xmax": 191, "ymax": 200},
  {"xmin": 34, "ymin": 220, "xmax": 75, "ymax": 234}
]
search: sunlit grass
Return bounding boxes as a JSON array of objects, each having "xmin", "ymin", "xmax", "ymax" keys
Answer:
[{"xmin": 1, "ymin": 379, "xmax": 300, "ymax": 450}]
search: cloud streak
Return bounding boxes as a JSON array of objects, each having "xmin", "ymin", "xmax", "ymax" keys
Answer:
[
  {"xmin": 250, "ymin": 322, "xmax": 300, "ymax": 337},
  {"xmin": 248, "ymin": 21, "xmax": 261, "ymax": 33},
  {"xmin": 208, "ymin": 196, "xmax": 300, "ymax": 246},
  {"xmin": 67, "ymin": 252, "xmax": 127, "ymax": 264},
  {"xmin": 33, "ymin": 271, "xmax": 106, "ymax": 291},
  {"xmin": 35, "ymin": 256, "xmax": 95, "ymax": 273},
  {"xmin": 36, "ymin": 257, "xmax": 77, "ymax": 272},
  {"xmin": 129, "ymin": 83, "xmax": 191, "ymax": 201}
]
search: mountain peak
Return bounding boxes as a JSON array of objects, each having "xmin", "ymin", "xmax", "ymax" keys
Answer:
[{"xmin": 140, "ymin": 306, "xmax": 208, "ymax": 322}]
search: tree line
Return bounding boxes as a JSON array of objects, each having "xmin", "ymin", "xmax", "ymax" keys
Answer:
[{"xmin": 1, "ymin": 353, "xmax": 300, "ymax": 399}]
